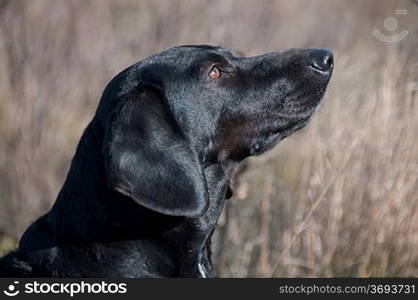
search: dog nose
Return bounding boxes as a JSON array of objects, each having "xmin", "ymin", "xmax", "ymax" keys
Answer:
[{"xmin": 309, "ymin": 49, "xmax": 333, "ymax": 73}]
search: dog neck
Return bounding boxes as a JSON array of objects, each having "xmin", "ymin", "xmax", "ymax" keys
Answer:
[{"xmin": 47, "ymin": 120, "xmax": 111, "ymax": 242}]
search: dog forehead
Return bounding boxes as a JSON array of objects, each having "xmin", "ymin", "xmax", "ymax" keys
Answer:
[
  {"xmin": 153, "ymin": 45, "xmax": 231, "ymax": 63},
  {"xmin": 174, "ymin": 44, "xmax": 230, "ymax": 54}
]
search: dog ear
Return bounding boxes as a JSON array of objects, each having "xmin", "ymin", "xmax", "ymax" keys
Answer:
[{"xmin": 103, "ymin": 87, "xmax": 209, "ymax": 217}]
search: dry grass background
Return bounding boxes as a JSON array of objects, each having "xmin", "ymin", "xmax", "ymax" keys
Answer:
[{"xmin": 0, "ymin": 0, "xmax": 417, "ymax": 277}]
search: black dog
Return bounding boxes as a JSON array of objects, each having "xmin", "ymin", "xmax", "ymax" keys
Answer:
[{"xmin": 0, "ymin": 45, "xmax": 333, "ymax": 277}]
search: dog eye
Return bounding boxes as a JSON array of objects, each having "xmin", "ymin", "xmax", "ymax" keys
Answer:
[{"xmin": 208, "ymin": 66, "xmax": 221, "ymax": 79}]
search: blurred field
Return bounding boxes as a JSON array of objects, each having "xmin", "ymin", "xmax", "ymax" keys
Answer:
[{"xmin": 0, "ymin": 0, "xmax": 417, "ymax": 277}]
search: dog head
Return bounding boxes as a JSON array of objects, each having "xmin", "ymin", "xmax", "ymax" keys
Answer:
[{"xmin": 97, "ymin": 45, "xmax": 333, "ymax": 217}]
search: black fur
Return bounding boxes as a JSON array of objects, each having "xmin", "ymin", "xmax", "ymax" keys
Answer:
[{"xmin": 0, "ymin": 45, "xmax": 333, "ymax": 277}]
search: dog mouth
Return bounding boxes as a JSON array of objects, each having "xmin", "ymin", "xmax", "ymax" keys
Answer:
[
  {"xmin": 258, "ymin": 81, "xmax": 330, "ymax": 151},
  {"xmin": 248, "ymin": 114, "xmax": 312, "ymax": 156},
  {"xmin": 274, "ymin": 115, "xmax": 311, "ymax": 137}
]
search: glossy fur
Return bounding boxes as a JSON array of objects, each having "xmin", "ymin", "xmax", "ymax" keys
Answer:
[{"xmin": 0, "ymin": 45, "xmax": 333, "ymax": 277}]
